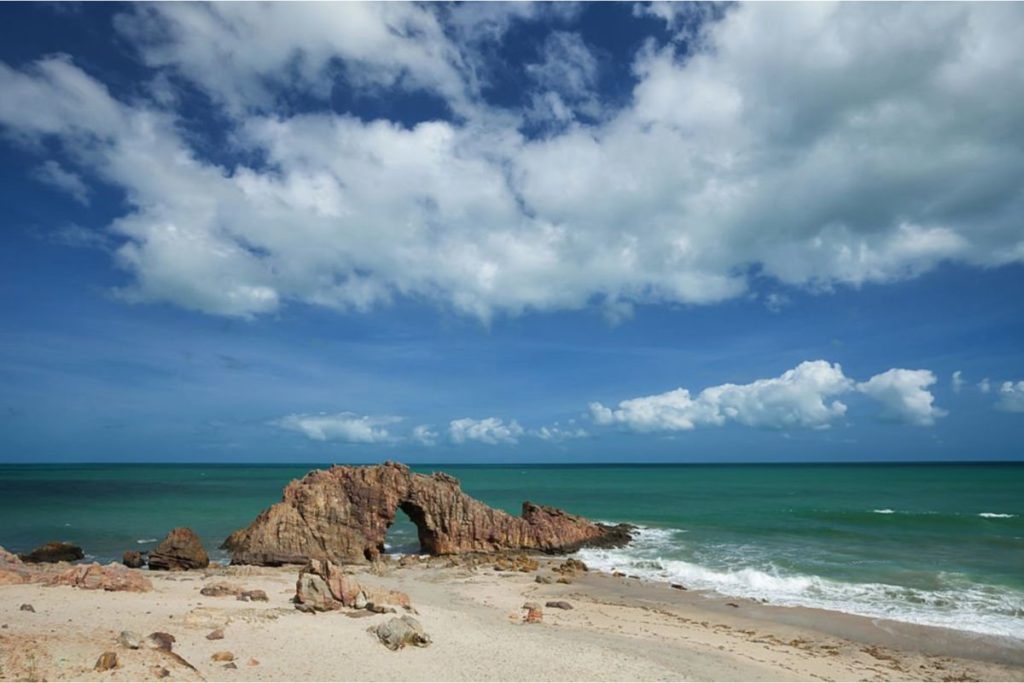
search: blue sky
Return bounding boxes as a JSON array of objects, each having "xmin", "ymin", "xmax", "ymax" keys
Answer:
[{"xmin": 1, "ymin": 2, "xmax": 1022, "ymax": 463}]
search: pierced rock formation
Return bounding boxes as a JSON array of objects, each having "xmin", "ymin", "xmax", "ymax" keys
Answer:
[{"xmin": 223, "ymin": 461, "xmax": 631, "ymax": 565}]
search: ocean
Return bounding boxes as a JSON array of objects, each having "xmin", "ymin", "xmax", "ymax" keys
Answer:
[{"xmin": 1, "ymin": 462, "xmax": 1021, "ymax": 639}]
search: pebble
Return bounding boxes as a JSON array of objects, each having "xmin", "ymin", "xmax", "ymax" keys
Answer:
[
  {"xmin": 94, "ymin": 651, "xmax": 119, "ymax": 671},
  {"xmin": 19, "ymin": 604, "xmax": 34, "ymax": 613}
]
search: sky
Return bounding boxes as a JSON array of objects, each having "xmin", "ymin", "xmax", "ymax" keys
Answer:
[{"xmin": 0, "ymin": 2, "xmax": 1022, "ymax": 464}]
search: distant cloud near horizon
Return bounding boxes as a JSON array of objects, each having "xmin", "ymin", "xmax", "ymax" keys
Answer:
[
  {"xmin": 591, "ymin": 361, "xmax": 946, "ymax": 432},
  {"xmin": 449, "ymin": 417, "xmax": 525, "ymax": 445},
  {"xmin": 274, "ymin": 412, "xmax": 400, "ymax": 444},
  {"xmin": 997, "ymin": 381, "xmax": 1024, "ymax": 413},
  {"xmin": 1, "ymin": 3, "xmax": 1023, "ymax": 322}
]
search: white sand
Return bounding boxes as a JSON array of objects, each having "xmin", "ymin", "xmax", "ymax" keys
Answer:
[{"xmin": 1, "ymin": 559, "xmax": 1021, "ymax": 682}]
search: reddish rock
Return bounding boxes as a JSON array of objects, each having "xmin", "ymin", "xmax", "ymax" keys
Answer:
[
  {"xmin": 211, "ymin": 651, "xmax": 235, "ymax": 662},
  {"xmin": 294, "ymin": 559, "xmax": 410, "ymax": 612},
  {"xmin": 122, "ymin": 550, "xmax": 145, "ymax": 568},
  {"xmin": 206, "ymin": 628, "xmax": 225, "ymax": 640},
  {"xmin": 48, "ymin": 563, "xmax": 153, "ymax": 592},
  {"xmin": 94, "ymin": 651, "xmax": 119, "ymax": 671},
  {"xmin": 224, "ymin": 462, "xmax": 631, "ymax": 565},
  {"xmin": 148, "ymin": 528, "xmax": 209, "ymax": 570},
  {"xmin": 523, "ymin": 607, "xmax": 544, "ymax": 624}
]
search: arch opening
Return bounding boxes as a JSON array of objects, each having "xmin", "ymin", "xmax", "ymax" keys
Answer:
[{"xmin": 381, "ymin": 505, "xmax": 421, "ymax": 557}]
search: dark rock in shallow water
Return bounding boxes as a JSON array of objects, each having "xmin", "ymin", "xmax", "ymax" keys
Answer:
[
  {"xmin": 19, "ymin": 541, "xmax": 84, "ymax": 563},
  {"xmin": 148, "ymin": 528, "xmax": 209, "ymax": 571},
  {"xmin": 223, "ymin": 461, "xmax": 633, "ymax": 565},
  {"xmin": 122, "ymin": 550, "xmax": 146, "ymax": 568}
]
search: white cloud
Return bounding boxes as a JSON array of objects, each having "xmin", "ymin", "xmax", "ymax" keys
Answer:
[
  {"xmin": 979, "ymin": 378, "xmax": 992, "ymax": 394},
  {"xmin": 2, "ymin": 4, "xmax": 1024, "ymax": 321},
  {"xmin": 591, "ymin": 360, "xmax": 854, "ymax": 432},
  {"xmin": 275, "ymin": 412, "xmax": 399, "ymax": 443},
  {"xmin": 525, "ymin": 31, "xmax": 602, "ymax": 124},
  {"xmin": 532, "ymin": 422, "xmax": 589, "ymax": 442},
  {"xmin": 449, "ymin": 417, "xmax": 524, "ymax": 445},
  {"xmin": 952, "ymin": 370, "xmax": 965, "ymax": 393},
  {"xmin": 856, "ymin": 369, "xmax": 946, "ymax": 426},
  {"xmin": 412, "ymin": 424, "xmax": 438, "ymax": 446},
  {"xmin": 996, "ymin": 381, "xmax": 1024, "ymax": 413},
  {"xmin": 31, "ymin": 160, "xmax": 90, "ymax": 204}
]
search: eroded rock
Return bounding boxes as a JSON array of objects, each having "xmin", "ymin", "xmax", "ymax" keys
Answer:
[
  {"xmin": 49, "ymin": 563, "xmax": 152, "ymax": 592},
  {"xmin": 373, "ymin": 615, "xmax": 431, "ymax": 650},
  {"xmin": 122, "ymin": 550, "xmax": 145, "ymax": 568},
  {"xmin": 20, "ymin": 541, "xmax": 84, "ymax": 563},
  {"xmin": 224, "ymin": 462, "xmax": 631, "ymax": 565},
  {"xmin": 94, "ymin": 651, "xmax": 119, "ymax": 671},
  {"xmin": 546, "ymin": 601, "xmax": 573, "ymax": 610},
  {"xmin": 117, "ymin": 630, "xmax": 142, "ymax": 649},
  {"xmin": 148, "ymin": 528, "xmax": 209, "ymax": 570}
]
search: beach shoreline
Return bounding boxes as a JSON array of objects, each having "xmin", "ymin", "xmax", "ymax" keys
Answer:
[{"xmin": 1, "ymin": 555, "xmax": 1021, "ymax": 682}]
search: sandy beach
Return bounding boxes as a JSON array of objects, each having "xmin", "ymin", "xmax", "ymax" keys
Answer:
[{"xmin": 2, "ymin": 556, "xmax": 1021, "ymax": 682}]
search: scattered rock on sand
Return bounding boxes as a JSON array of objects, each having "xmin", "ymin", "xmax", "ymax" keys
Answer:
[
  {"xmin": 20, "ymin": 541, "xmax": 84, "ymax": 563},
  {"xmin": 148, "ymin": 527, "xmax": 209, "ymax": 570},
  {"xmin": 523, "ymin": 607, "xmax": 544, "ymax": 624},
  {"xmin": 535, "ymin": 574, "xmax": 554, "ymax": 584},
  {"xmin": 373, "ymin": 615, "xmax": 431, "ymax": 650},
  {"xmin": 183, "ymin": 606, "xmax": 232, "ymax": 630},
  {"xmin": 557, "ymin": 558, "xmax": 588, "ymax": 574},
  {"xmin": 545, "ymin": 601, "xmax": 573, "ymax": 610},
  {"xmin": 295, "ymin": 558, "xmax": 411, "ymax": 613},
  {"xmin": 671, "ymin": 583, "xmax": 687, "ymax": 590},
  {"xmin": 19, "ymin": 603, "xmax": 34, "ymax": 612},
  {"xmin": 150, "ymin": 666, "xmax": 171, "ymax": 679},
  {"xmin": 211, "ymin": 651, "xmax": 235, "ymax": 662},
  {"xmin": 146, "ymin": 632, "xmax": 176, "ymax": 651},
  {"xmin": 94, "ymin": 651, "xmax": 119, "ymax": 671},
  {"xmin": 224, "ymin": 662, "xmax": 238, "ymax": 669},
  {"xmin": 556, "ymin": 576, "xmax": 573, "ymax": 584},
  {"xmin": 522, "ymin": 601, "xmax": 541, "ymax": 610},
  {"xmin": 296, "ymin": 571, "xmax": 339, "ymax": 612},
  {"xmin": 726, "ymin": 602, "xmax": 740, "ymax": 608},
  {"xmin": 49, "ymin": 563, "xmax": 153, "ymax": 592},
  {"xmin": 117, "ymin": 630, "xmax": 142, "ymax": 649},
  {"xmin": 248, "ymin": 658, "xmax": 260, "ymax": 666},
  {"xmin": 206, "ymin": 628, "xmax": 225, "ymax": 640},
  {"xmin": 238, "ymin": 589, "xmax": 269, "ymax": 602},
  {"xmin": 122, "ymin": 550, "xmax": 146, "ymax": 568},
  {"xmin": 200, "ymin": 581, "xmax": 243, "ymax": 597}
]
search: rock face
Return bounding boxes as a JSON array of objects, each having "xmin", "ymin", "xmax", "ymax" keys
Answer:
[
  {"xmin": 224, "ymin": 462, "xmax": 631, "ymax": 565},
  {"xmin": 148, "ymin": 528, "xmax": 209, "ymax": 570},
  {"xmin": 122, "ymin": 550, "xmax": 146, "ymax": 568},
  {"xmin": 19, "ymin": 541, "xmax": 84, "ymax": 563}
]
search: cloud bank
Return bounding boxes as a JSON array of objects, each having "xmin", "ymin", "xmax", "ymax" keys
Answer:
[
  {"xmin": 274, "ymin": 412, "xmax": 399, "ymax": 443},
  {"xmin": 0, "ymin": 4, "xmax": 1022, "ymax": 321}
]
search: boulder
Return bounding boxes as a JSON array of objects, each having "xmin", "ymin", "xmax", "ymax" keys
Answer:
[
  {"xmin": 294, "ymin": 559, "xmax": 410, "ymax": 612},
  {"xmin": 148, "ymin": 528, "xmax": 209, "ymax": 570},
  {"xmin": 19, "ymin": 541, "xmax": 84, "ymax": 563},
  {"xmin": 223, "ymin": 462, "xmax": 631, "ymax": 565},
  {"xmin": 122, "ymin": 550, "xmax": 146, "ymax": 568},
  {"xmin": 556, "ymin": 558, "xmax": 588, "ymax": 574},
  {"xmin": 49, "ymin": 563, "xmax": 152, "ymax": 592},
  {"xmin": 238, "ymin": 589, "xmax": 268, "ymax": 602},
  {"xmin": 372, "ymin": 615, "xmax": 431, "ymax": 650},
  {"xmin": 295, "ymin": 572, "xmax": 339, "ymax": 612},
  {"xmin": 200, "ymin": 581, "xmax": 243, "ymax": 597}
]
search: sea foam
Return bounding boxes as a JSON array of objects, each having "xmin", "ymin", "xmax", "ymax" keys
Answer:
[
  {"xmin": 978, "ymin": 512, "xmax": 1016, "ymax": 519},
  {"xmin": 575, "ymin": 525, "xmax": 1024, "ymax": 639}
]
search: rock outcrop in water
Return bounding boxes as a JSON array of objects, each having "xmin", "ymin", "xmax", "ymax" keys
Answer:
[
  {"xmin": 223, "ymin": 461, "xmax": 631, "ymax": 565},
  {"xmin": 19, "ymin": 541, "xmax": 84, "ymax": 563},
  {"xmin": 148, "ymin": 528, "xmax": 210, "ymax": 570}
]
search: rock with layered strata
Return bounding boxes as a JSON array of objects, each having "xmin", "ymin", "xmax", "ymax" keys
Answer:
[
  {"xmin": 224, "ymin": 461, "xmax": 631, "ymax": 565},
  {"xmin": 48, "ymin": 563, "xmax": 153, "ymax": 592},
  {"xmin": 148, "ymin": 528, "xmax": 209, "ymax": 570}
]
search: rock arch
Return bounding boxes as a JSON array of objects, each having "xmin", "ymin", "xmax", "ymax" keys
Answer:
[{"xmin": 222, "ymin": 462, "xmax": 630, "ymax": 565}]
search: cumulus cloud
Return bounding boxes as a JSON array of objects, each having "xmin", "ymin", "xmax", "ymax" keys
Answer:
[
  {"xmin": 952, "ymin": 370, "xmax": 965, "ymax": 393},
  {"xmin": 525, "ymin": 31, "xmax": 602, "ymax": 124},
  {"xmin": 592, "ymin": 361, "xmax": 949, "ymax": 431},
  {"xmin": 412, "ymin": 424, "xmax": 439, "ymax": 446},
  {"xmin": 2, "ymin": 4, "xmax": 1024, "ymax": 321},
  {"xmin": 449, "ymin": 417, "xmax": 524, "ymax": 445},
  {"xmin": 31, "ymin": 160, "xmax": 90, "ymax": 204},
  {"xmin": 996, "ymin": 381, "xmax": 1024, "ymax": 412},
  {"xmin": 275, "ymin": 412, "xmax": 399, "ymax": 443},
  {"xmin": 979, "ymin": 378, "xmax": 992, "ymax": 393},
  {"xmin": 591, "ymin": 361, "xmax": 854, "ymax": 431},
  {"xmin": 532, "ymin": 422, "xmax": 589, "ymax": 442},
  {"xmin": 856, "ymin": 369, "xmax": 946, "ymax": 426}
]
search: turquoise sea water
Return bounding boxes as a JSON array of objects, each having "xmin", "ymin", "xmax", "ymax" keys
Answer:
[{"xmin": 0, "ymin": 463, "xmax": 1021, "ymax": 638}]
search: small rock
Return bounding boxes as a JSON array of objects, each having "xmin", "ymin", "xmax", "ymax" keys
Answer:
[
  {"xmin": 534, "ymin": 574, "xmax": 553, "ymax": 584},
  {"xmin": 366, "ymin": 603, "xmax": 396, "ymax": 614},
  {"xmin": 200, "ymin": 582, "xmax": 242, "ymax": 597},
  {"xmin": 122, "ymin": 550, "xmax": 145, "ymax": 568},
  {"xmin": 612, "ymin": 571, "xmax": 626, "ymax": 577},
  {"xmin": 19, "ymin": 603, "xmax": 34, "ymax": 613},
  {"xmin": 206, "ymin": 628, "xmax": 225, "ymax": 640},
  {"xmin": 247, "ymin": 658, "xmax": 260, "ymax": 667},
  {"xmin": 238, "ymin": 589, "xmax": 268, "ymax": 602},
  {"xmin": 523, "ymin": 607, "xmax": 543, "ymax": 624},
  {"xmin": 373, "ymin": 615, "xmax": 431, "ymax": 650},
  {"xmin": 146, "ymin": 631, "xmax": 176, "ymax": 651},
  {"xmin": 545, "ymin": 601, "xmax": 573, "ymax": 610},
  {"xmin": 294, "ymin": 603, "xmax": 316, "ymax": 614},
  {"xmin": 223, "ymin": 662, "xmax": 238, "ymax": 670},
  {"xmin": 557, "ymin": 558, "xmax": 588, "ymax": 574},
  {"xmin": 94, "ymin": 651, "xmax": 119, "ymax": 671},
  {"xmin": 522, "ymin": 601, "xmax": 541, "ymax": 610},
  {"xmin": 117, "ymin": 630, "xmax": 142, "ymax": 649},
  {"xmin": 150, "ymin": 666, "xmax": 171, "ymax": 679},
  {"xmin": 726, "ymin": 602, "xmax": 739, "ymax": 608},
  {"xmin": 211, "ymin": 651, "xmax": 235, "ymax": 662},
  {"xmin": 556, "ymin": 577, "xmax": 572, "ymax": 584},
  {"xmin": 670, "ymin": 583, "xmax": 687, "ymax": 590}
]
